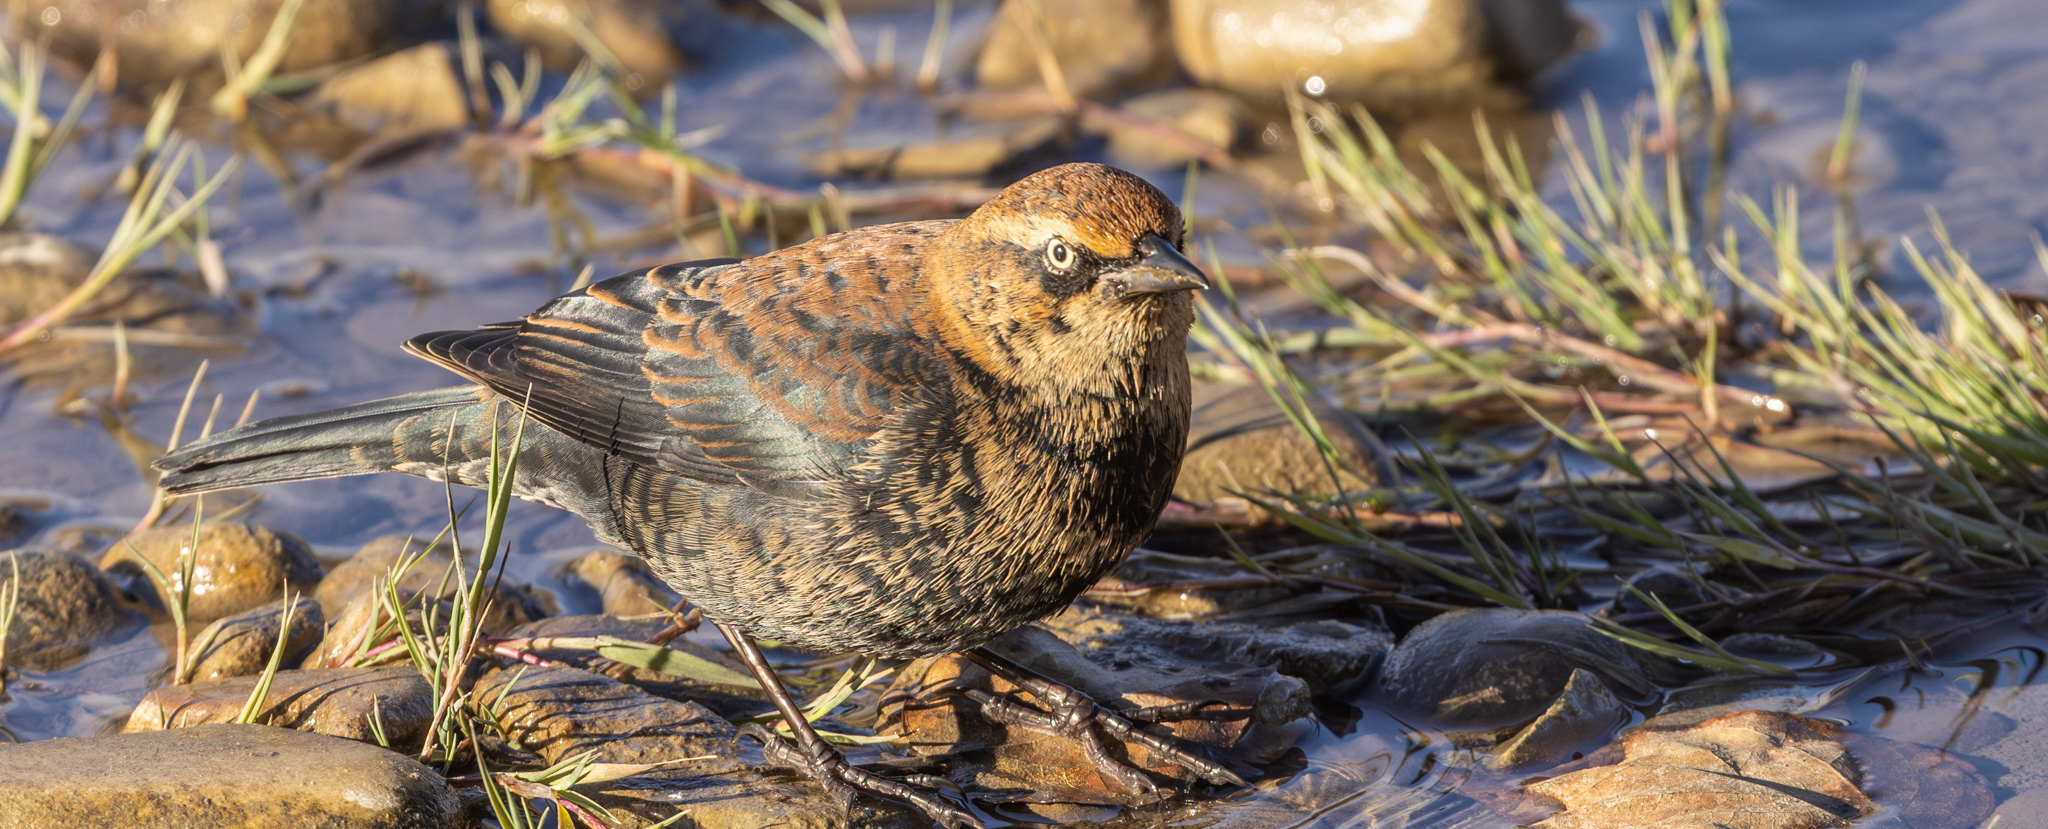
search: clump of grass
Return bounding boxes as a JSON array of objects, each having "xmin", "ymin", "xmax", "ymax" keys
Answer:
[
  {"xmin": 0, "ymin": 138, "xmax": 238, "ymax": 355},
  {"xmin": 234, "ymin": 586, "xmax": 302, "ymax": 724},
  {"xmin": 0, "ymin": 40, "xmax": 95, "ymax": 228},
  {"xmin": 1196, "ymin": 0, "xmax": 2048, "ymax": 671}
]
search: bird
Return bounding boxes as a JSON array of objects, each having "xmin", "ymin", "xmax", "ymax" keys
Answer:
[{"xmin": 154, "ymin": 162, "xmax": 1241, "ymax": 826}]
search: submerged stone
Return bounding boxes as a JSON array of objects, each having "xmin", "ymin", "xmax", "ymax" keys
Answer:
[{"xmin": 0, "ymin": 547, "xmax": 130, "ymax": 670}]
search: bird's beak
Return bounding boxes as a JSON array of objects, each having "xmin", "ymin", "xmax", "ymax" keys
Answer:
[{"xmin": 1102, "ymin": 234, "xmax": 1210, "ymax": 298}]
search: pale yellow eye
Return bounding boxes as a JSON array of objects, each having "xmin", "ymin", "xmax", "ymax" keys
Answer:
[{"xmin": 1045, "ymin": 239, "xmax": 1076, "ymax": 272}]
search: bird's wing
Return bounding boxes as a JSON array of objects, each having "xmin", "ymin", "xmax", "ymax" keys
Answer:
[{"xmin": 405, "ymin": 239, "xmax": 945, "ymax": 494}]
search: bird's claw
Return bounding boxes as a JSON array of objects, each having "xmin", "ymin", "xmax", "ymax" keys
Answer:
[
  {"xmin": 965, "ymin": 649, "xmax": 1251, "ymax": 801},
  {"xmin": 741, "ymin": 723, "xmax": 983, "ymax": 829}
]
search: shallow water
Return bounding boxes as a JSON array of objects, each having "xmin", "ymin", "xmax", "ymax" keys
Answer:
[{"xmin": 3, "ymin": 0, "xmax": 2048, "ymax": 824}]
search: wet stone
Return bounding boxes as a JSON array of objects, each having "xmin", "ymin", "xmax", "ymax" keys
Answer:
[
  {"xmin": 566, "ymin": 550, "xmax": 681, "ymax": 617},
  {"xmin": 0, "ymin": 233, "xmax": 94, "ymax": 328},
  {"xmin": 0, "ymin": 547, "xmax": 130, "ymax": 670},
  {"xmin": 126, "ymin": 666, "xmax": 435, "ymax": 750},
  {"xmin": 1486, "ymin": 668, "xmax": 1628, "ymax": 771},
  {"xmin": 312, "ymin": 534, "xmax": 546, "ymax": 634},
  {"xmin": 0, "ymin": 722, "xmax": 459, "ymax": 828},
  {"xmin": 18, "ymin": 0, "xmax": 404, "ymax": 93},
  {"xmin": 977, "ymin": 0, "xmax": 1177, "ymax": 98},
  {"xmin": 102, "ymin": 522, "xmax": 323, "ymax": 626},
  {"xmin": 1042, "ymin": 604, "xmax": 1391, "ymax": 690},
  {"xmin": 1092, "ymin": 87, "xmax": 1246, "ymax": 169},
  {"xmin": 1171, "ymin": 0, "xmax": 1524, "ymax": 110},
  {"xmin": 883, "ymin": 626, "xmax": 1304, "ymax": 806},
  {"xmin": 1378, "ymin": 608, "xmax": 1659, "ymax": 732},
  {"xmin": 185, "ymin": 594, "xmax": 326, "ymax": 683},
  {"xmin": 485, "ymin": 0, "xmax": 690, "ymax": 81},
  {"xmin": 309, "ymin": 43, "xmax": 472, "ymax": 135},
  {"xmin": 1172, "ymin": 386, "xmax": 1387, "ymax": 529},
  {"xmin": 473, "ymin": 665, "xmax": 914, "ymax": 828}
]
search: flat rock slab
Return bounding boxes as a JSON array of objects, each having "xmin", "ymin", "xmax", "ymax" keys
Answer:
[
  {"xmin": 0, "ymin": 723, "xmax": 458, "ymax": 828},
  {"xmin": 126, "ymin": 666, "xmax": 434, "ymax": 749}
]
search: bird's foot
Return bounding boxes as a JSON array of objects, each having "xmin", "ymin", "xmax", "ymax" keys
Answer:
[
  {"xmin": 966, "ymin": 648, "xmax": 1250, "ymax": 803},
  {"xmin": 742, "ymin": 723, "xmax": 982, "ymax": 828}
]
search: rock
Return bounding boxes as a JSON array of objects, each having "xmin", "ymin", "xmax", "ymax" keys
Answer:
[
  {"xmin": 0, "ymin": 723, "xmax": 458, "ymax": 828},
  {"xmin": 311, "ymin": 534, "xmax": 544, "ymax": 634},
  {"xmin": 101, "ymin": 522, "xmax": 322, "ymax": 626},
  {"xmin": 1171, "ymin": 0, "xmax": 1519, "ymax": 110},
  {"xmin": 1486, "ymin": 668, "xmax": 1626, "ymax": 771},
  {"xmin": 804, "ymin": 117, "xmax": 1064, "ymax": 180},
  {"xmin": 883, "ymin": 626, "xmax": 1303, "ymax": 805},
  {"xmin": 1042, "ymin": 605, "xmax": 1389, "ymax": 690},
  {"xmin": 126, "ymin": 666, "xmax": 435, "ymax": 750},
  {"xmin": 976, "ymin": 0, "xmax": 1176, "ymax": 99},
  {"xmin": 1378, "ymin": 609, "xmax": 1658, "ymax": 732},
  {"xmin": 1475, "ymin": 0, "xmax": 1581, "ymax": 81},
  {"xmin": 1090, "ymin": 88, "xmax": 1245, "ymax": 169},
  {"xmin": 475, "ymin": 664, "xmax": 748, "ymax": 768},
  {"xmin": 0, "ymin": 547, "xmax": 128, "ymax": 670},
  {"xmin": 17, "ymin": 0, "xmax": 404, "ymax": 93},
  {"xmin": 496, "ymin": 614, "xmax": 765, "ymax": 719},
  {"xmin": 1172, "ymin": 385, "xmax": 1387, "ymax": 528},
  {"xmin": 185, "ymin": 595, "xmax": 325, "ymax": 683},
  {"xmin": 485, "ymin": 0, "xmax": 689, "ymax": 83},
  {"xmin": 566, "ymin": 550, "xmax": 680, "ymax": 617},
  {"xmin": 307, "ymin": 43, "xmax": 471, "ymax": 135},
  {"xmin": 300, "ymin": 589, "xmax": 405, "ymax": 669},
  {"xmin": 0, "ymin": 233, "xmax": 95, "ymax": 329},
  {"xmin": 474, "ymin": 665, "xmax": 911, "ymax": 827}
]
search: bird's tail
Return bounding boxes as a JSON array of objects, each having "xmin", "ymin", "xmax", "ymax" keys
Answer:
[{"xmin": 154, "ymin": 385, "xmax": 512, "ymax": 495}]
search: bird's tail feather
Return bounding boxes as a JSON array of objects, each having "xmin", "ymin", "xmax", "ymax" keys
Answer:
[{"xmin": 154, "ymin": 386, "xmax": 504, "ymax": 495}]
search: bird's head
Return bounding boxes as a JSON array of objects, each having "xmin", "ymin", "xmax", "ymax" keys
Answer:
[{"xmin": 927, "ymin": 163, "xmax": 1207, "ymax": 396}]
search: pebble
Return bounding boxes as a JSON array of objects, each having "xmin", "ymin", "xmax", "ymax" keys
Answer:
[
  {"xmin": 126, "ymin": 666, "xmax": 436, "ymax": 750},
  {"xmin": 0, "ymin": 547, "xmax": 129, "ymax": 670},
  {"xmin": 101, "ymin": 522, "xmax": 323, "ymax": 626},
  {"xmin": 976, "ymin": 0, "xmax": 1177, "ymax": 99},
  {"xmin": 184, "ymin": 594, "xmax": 326, "ymax": 683}
]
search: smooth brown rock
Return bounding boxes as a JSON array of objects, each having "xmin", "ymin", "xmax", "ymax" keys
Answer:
[
  {"xmin": 1092, "ymin": 88, "xmax": 1246, "ymax": 168},
  {"xmin": 311, "ymin": 534, "xmax": 544, "ymax": 634},
  {"xmin": 977, "ymin": 0, "xmax": 1176, "ymax": 99},
  {"xmin": 485, "ymin": 0, "xmax": 689, "ymax": 82},
  {"xmin": 473, "ymin": 665, "xmax": 913, "ymax": 828},
  {"xmin": 883, "ymin": 626, "xmax": 1296, "ymax": 806},
  {"xmin": 804, "ymin": 117, "xmax": 1065, "ymax": 180},
  {"xmin": 1171, "ymin": 0, "xmax": 1498, "ymax": 109},
  {"xmin": 102, "ymin": 522, "xmax": 322, "ymax": 625},
  {"xmin": 0, "ymin": 547, "xmax": 128, "ymax": 670},
  {"xmin": 1172, "ymin": 385, "xmax": 1387, "ymax": 527},
  {"xmin": 0, "ymin": 233, "xmax": 94, "ymax": 328},
  {"xmin": 185, "ymin": 595, "xmax": 325, "ymax": 683},
  {"xmin": 474, "ymin": 664, "xmax": 749, "ymax": 767},
  {"xmin": 566, "ymin": 550, "xmax": 680, "ymax": 617},
  {"xmin": 308, "ymin": 43, "xmax": 471, "ymax": 134},
  {"xmin": 1042, "ymin": 605, "xmax": 1389, "ymax": 689},
  {"xmin": 126, "ymin": 666, "xmax": 435, "ymax": 749},
  {"xmin": 0, "ymin": 723, "xmax": 458, "ymax": 828},
  {"xmin": 17, "ymin": 0, "xmax": 403, "ymax": 93}
]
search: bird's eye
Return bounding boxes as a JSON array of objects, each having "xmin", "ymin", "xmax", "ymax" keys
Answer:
[{"xmin": 1045, "ymin": 239, "xmax": 1076, "ymax": 272}]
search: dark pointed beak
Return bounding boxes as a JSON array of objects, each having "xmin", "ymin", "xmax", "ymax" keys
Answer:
[{"xmin": 1102, "ymin": 234, "xmax": 1210, "ymax": 298}]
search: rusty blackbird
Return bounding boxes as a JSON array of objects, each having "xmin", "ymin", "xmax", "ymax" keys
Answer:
[{"xmin": 155, "ymin": 162, "xmax": 1238, "ymax": 826}]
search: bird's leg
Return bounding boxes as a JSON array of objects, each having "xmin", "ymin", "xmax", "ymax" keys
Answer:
[
  {"xmin": 716, "ymin": 622, "xmax": 983, "ymax": 829},
  {"xmin": 965, "ymin": 647, "xmax": 1250, "ymax": 801}
]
